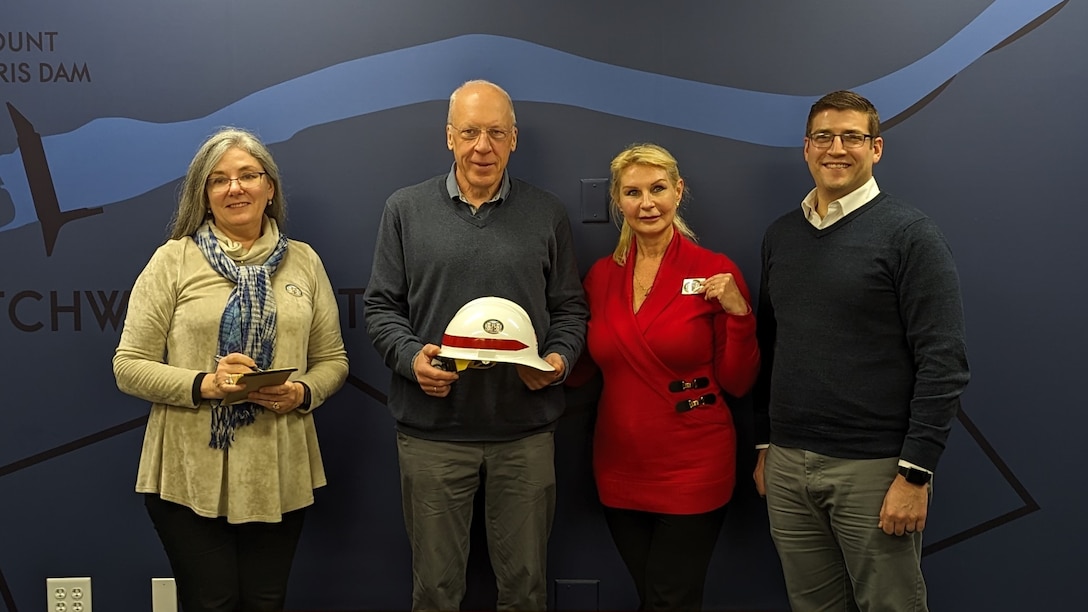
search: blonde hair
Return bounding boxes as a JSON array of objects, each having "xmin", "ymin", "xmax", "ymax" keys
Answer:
[{"xmin": 609, "ymin": 143, "xmax": 696, "ymax": 265}]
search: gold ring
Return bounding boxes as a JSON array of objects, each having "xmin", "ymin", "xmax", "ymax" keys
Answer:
[
  {"xmin": 272, "ymin": 401, "xmax": 279, "ymax": 410},
  {"xmin": 433, "ymin": 386, "xmax": 439, "ymax": 393}
]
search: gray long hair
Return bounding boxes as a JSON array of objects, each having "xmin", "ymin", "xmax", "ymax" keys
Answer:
[{"xmin": 168, "ymin": 127, "xmax": 286, "ymax": 240}]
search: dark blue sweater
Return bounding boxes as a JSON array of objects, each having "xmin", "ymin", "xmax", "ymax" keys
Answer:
[{"xmin": 753, "ymin": 192, "xmax": 969, "ymax": 470}]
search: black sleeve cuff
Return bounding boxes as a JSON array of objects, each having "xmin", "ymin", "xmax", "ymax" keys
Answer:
[
  {"xmin": 191, "ymin": 373, "xmax": 207, "ymax": 406},
  {"xmin": 299, "ymin": 382, "xmax": 312, "ymax": 411}
]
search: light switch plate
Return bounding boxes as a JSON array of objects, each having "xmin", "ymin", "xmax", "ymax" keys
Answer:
[
  {"xmin": 579, "ymin": 178, "xmax": 609, "ymax": 223},
  {"xmin": 554, "ymin": 578, "xmax": 599, "ymax": 611},
  {"xmin": 151, "ymin": 578, "xmax": 178, "ymax": 612}
]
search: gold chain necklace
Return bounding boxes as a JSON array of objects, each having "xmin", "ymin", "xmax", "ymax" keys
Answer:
[{"xmin": 634, "ymin": 247, "xmax": 663, "ymax": 299}]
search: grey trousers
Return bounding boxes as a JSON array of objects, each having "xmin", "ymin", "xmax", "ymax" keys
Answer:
[
  {"xmin": 396, "ymin": 431, "xmax": 556, "ymax": 611},
  {"xmin": 765, "ymin": 444, "xmax": 928, "ymax": 612}
]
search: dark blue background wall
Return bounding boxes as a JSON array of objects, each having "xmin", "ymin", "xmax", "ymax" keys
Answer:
[{"xmin": 1, "ymin": 1, "xmax": 1084, "ymax": 610}]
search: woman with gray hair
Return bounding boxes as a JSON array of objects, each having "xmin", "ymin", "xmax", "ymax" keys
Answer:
[{"xmin": 114, "ymin": 127, "xmax": 348, "ymax": 612}]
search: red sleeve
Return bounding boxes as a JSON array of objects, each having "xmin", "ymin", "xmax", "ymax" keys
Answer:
[
  {"xmin": 565, "ymin": 258, "xmax": 605, "ymax": 388},
  {"xmin": 712, "ymin": 256, "xmax": 760, "ymax": 397}
]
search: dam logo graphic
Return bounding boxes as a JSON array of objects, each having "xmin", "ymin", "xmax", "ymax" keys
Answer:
[{"xmin": 5, "ymin": 104, "xmax": 102, "ymax": 256}]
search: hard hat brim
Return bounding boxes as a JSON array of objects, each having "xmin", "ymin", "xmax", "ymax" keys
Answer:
[
  {"xmin": 506, "ymin": 354, "xmax": 556, "ymax": 372},
  {"xmin": 437, "ymin": 346, "xmax": 555, "ymax": 372}
]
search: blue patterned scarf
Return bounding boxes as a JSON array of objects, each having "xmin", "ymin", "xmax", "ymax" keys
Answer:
[{"xmin": 194, "ymin": 222, "xmax": 289, "ymax": 449}]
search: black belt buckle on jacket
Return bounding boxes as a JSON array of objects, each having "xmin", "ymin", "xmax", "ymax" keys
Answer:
[
  {"xmin": 675, "ymin": 393, "xmax": 717, "ymax": 413},
  {"xmin": 668, "ymin": 377, "xmax": 710, "ymax": 393}
]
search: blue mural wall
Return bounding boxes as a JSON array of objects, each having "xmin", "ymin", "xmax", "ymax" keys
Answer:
[{"xmin": 1, "ymin": 1, "xmax": 1084, "ymax": 610}]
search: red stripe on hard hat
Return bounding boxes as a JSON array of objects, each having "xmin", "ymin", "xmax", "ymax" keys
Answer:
[{"xmin": 442, "ymin": 335, "xmax": 529, "ymax": 351}]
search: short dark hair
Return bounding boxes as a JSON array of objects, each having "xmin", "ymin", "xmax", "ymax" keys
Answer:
[{"xmin": 806, "ymin": 90, "xmax": 881, "ymax": 139}]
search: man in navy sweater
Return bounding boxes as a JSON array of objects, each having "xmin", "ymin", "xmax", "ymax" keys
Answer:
[
  {"xmin": 364, "ymin": 80, "xmax": 587, "ymax": 611},
  {"xmin": 753, "ymin": 90, "xmax": 969, "ymax": 612}
]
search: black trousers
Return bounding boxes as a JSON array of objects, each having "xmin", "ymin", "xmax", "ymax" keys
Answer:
[
  {"xmin": 603, "ymin": 505, "xmax": 728, "ymax": 612},
  {"xmin": 144, "ymin": 495, "xmax": 307, "ymax": 612}
]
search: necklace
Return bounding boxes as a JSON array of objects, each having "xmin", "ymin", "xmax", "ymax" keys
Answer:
[
  {"xmin": 633, "ymin": 254, "xmax": 661, "ymax": 299},
  {"xmin": 633, "ymin": 242, "xmax": 664, "ymax": 299}
]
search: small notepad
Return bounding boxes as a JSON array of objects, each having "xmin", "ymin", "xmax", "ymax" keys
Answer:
[{"xmin": 222, "ymin": 368, "xmax": 297, "ymax": 405}]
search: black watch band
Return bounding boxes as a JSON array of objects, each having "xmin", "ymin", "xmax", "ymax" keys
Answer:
[{"xmin": 898, "ymin": 465, "xmax": 932, "ymax": 485}]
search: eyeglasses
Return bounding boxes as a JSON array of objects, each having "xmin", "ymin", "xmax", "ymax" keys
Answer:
[
  {"xmin": 450, "ymin": 125, "xmax": 512, "ymax": 142},
  {"xmin": 207, "ymin": 171, "xmax": 267, "ymax": 193},
  {"xmin": 807, "ymin": 132, "xmax": 873, "ymax": 149}
]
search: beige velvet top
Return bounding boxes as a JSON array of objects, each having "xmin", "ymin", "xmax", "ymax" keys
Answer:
[{"xmin": 114, "ymin": 219, "xmax": 348, "ymax": 523}]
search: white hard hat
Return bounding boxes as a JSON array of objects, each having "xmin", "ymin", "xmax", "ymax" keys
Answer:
[{"xmin": 437, "ymin": 296, "xmax": 555, "ymax": 372}]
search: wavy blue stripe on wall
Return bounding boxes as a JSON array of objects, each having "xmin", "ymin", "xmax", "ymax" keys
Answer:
[{"xmin": 0, "ymin": 0, "xmax": 1061, "ymax": 232}]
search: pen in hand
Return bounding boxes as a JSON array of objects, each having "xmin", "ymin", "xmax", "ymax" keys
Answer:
[{"xmin": 214, "ymin": 354, "xmax": 264, "ymax": 373}]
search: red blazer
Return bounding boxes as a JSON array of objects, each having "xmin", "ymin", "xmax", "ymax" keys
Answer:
[{"xmin": 581, "ymin": 234, "xmax": 759, "ymax": 514}]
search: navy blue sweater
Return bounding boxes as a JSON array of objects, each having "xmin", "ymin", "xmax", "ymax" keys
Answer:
[{"xmin": 753, "ymin": 193, "xmax": 969, "ymax": 471}]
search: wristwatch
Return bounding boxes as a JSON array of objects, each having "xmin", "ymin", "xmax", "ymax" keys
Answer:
[{"xmin": 898, "ymin": 465, "xmax": 932, "ymax": 485}]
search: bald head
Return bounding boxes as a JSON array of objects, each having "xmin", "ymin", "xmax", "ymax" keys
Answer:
[{"xmin": 447, "ymin": 80, "xmax": 517, "ymax": 126}]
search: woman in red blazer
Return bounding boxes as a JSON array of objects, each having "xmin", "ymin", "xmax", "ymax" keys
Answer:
[{"xmin": 575, "ymin": 143, "xmax": 759, "ymax": 611}]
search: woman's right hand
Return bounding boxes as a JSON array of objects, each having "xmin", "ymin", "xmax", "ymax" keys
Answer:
[{"xmin": 200, "ymin": 352, "xmax": 259, "ymax": 400}]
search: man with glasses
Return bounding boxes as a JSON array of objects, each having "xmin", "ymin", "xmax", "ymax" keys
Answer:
[
  {"xmin": 364, "ymin": 80, "xmax": 587, "ymax": 611},
  {"xmin": 752, "ymin": 90, "xmax": 969, "ymax": 611}
]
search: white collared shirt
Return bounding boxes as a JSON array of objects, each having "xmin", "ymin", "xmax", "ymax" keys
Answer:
[{"xmin": 800, "ymin": 176, "xmax": 881, "ymax": 229}]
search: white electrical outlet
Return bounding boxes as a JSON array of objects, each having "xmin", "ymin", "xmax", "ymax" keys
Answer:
[
  {"xmin": 151, "ymin": 578, "xmax": 178, "ymax": 612},
  {"xmin": 46, "ymin": 577, "xmax": 92, "ymax": 612}
]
